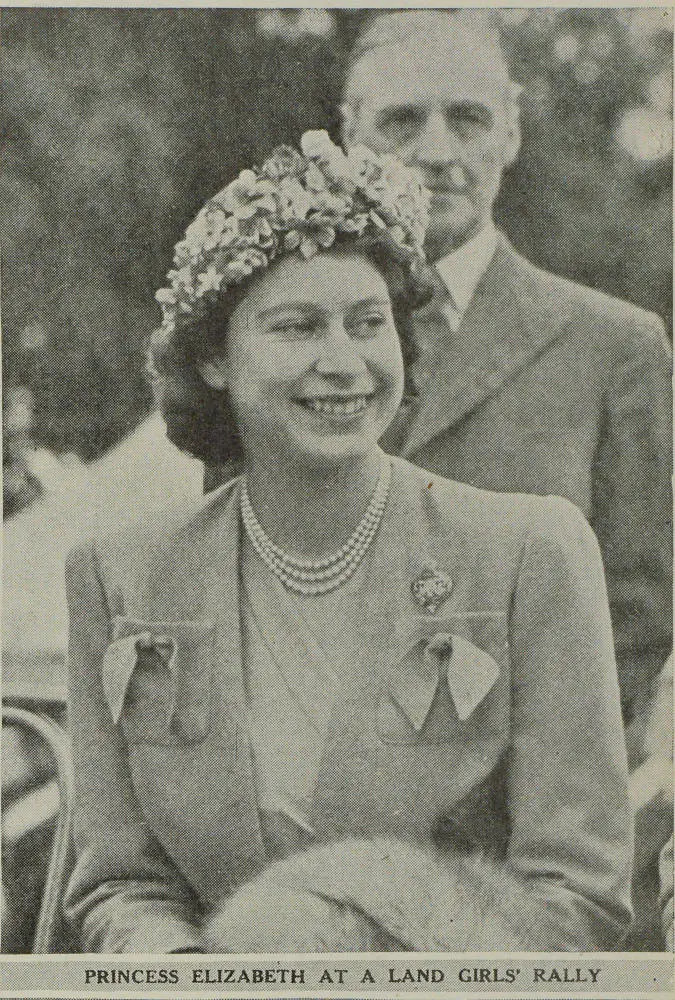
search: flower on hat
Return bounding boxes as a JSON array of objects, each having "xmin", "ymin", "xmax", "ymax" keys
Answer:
[{"xmin": 155, "ymin": 131, "xmax": 429, "ymax": 336}]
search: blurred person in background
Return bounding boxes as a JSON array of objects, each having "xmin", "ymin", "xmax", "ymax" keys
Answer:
[
  {"xmin": 341, "ymin": 9, "xmax": 672, "ymax": 769},
  {"xmin": 63, "ymin": 134, "xmax": 632, "ymax": 953},
  {"xmin": 660, "ymin": 833, "xmax": 674, "ymax": 951},
  {"xmin": 3, "ymin": 386, "xmax": 84, "ymax": 518},
  {"xmin": 629, "ymin": 653, "xmax": 674, "ymax": 948},
  {"xmin": 4, "ymin": 388, "xmax": 44, "ymax": 518}
]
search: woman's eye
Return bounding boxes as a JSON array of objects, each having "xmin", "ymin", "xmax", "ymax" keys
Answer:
[
  {"xmin": 351, "ymin": 314, "xmax": 387, "ymax": 338},
  {"xmin": 269, "ymin": 321, "xmax": 320, "ymax": 340}
]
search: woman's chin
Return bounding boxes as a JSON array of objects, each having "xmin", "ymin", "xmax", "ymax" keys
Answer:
[{"xmin": 284, "ymin": 431, "xmax": 382, "ymax": 471}]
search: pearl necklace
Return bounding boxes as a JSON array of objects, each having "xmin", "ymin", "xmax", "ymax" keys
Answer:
[{"xmin": 240, "ymin": 458, "xmax": 392, "ymax": 595}]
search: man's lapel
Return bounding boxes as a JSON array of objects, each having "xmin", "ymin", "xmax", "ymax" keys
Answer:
[{"xmin": 399, "ymin": 237, "xmax": 567, "ymax": 459}]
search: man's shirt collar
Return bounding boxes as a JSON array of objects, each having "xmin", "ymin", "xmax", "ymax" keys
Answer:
[{"xmin": 434, "ymin": 223, "xmax": 499, "ymax": 317}]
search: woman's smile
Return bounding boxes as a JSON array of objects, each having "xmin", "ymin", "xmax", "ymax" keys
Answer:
[{"xmin": 295, "ymin": 393, "xmax": 374, "ymax": 419}]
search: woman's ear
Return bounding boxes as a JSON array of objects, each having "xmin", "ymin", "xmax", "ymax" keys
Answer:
[
  {"xmin": 504, "ymin": 94, "xmax": 522, "ymax": 168},
  {"xmin": 198, "ymin": 359, "xmax": 228, "ymax": 390}
]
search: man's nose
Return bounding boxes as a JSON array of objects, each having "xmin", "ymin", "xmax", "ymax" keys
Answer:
[
  {"xmin": 315, "ymin": 324, "xmax": 367, "ymax": 377},
  {"xmin": 414, "ymin": 110, "xmax": 460, "ymax": 168}
]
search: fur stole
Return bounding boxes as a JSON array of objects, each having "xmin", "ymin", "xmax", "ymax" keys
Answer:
[{"xmin": 204, "ymin": 837, "xmax": 563, "ymax": 953}]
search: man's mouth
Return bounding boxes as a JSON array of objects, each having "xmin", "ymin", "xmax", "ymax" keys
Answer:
[
  {"xmin": 297, "ymin": 395, "xmax": 371, "ymax": 417},
  {"xmin": 429, "ymin": 165, "xmax": 471, "ymax": 195},
  {"xmin": 430, "ymin": 185, "xmax": 469, "ymax": 199}
]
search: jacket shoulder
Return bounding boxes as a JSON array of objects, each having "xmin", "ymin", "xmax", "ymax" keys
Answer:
[
  {"xmin": 393, "ymin": 457, "xmax": 587, "ymax": 552},
  {"xmin": 506, "ymin": 245, "xmax": 667, "ymax": 348},
  {"xmin": 66, "ymin": 477, "xmax": 242, "ymax": 592}
]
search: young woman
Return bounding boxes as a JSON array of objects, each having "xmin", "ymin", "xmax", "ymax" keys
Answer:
[{"xmin": 64, "ymin": 132, "xmax": 632, "ymax": 953}]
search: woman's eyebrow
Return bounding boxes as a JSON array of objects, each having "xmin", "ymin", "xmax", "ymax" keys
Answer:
[
  {"xmin": 346, "ymin": 297, "xmax": 391, "ymax": 313},
  {"xmin": 256, "ymin": 302, "xmax": 323, "ymax": 321}
]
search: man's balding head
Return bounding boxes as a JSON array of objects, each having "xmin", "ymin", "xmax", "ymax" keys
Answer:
[
  {"xmin": 342, "ymin": 11, "xmax": 521, "ymax": 258},
  {"xmin": 344, "ymin": 11, "xmax": 517, "ymax": 109}
]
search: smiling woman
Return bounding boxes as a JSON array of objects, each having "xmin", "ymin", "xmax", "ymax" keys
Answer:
[
  {"xmin": 63, "ymin": 132, "xmax": 633, "ymax": 954},
  {"xmin": 149, "ymin": 239, "xmax": 425, "ymax": 471}
]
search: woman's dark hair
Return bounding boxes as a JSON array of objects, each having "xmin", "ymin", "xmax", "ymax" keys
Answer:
[{"xmin": 147, "ymin": 233, "xmax": 432, "ymax": 465}]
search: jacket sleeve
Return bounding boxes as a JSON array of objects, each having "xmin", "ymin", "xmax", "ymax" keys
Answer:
[
  {"xmin": 63, "ymin": 542, "xmax": 203, "ymax": 953},
  {"xmin": 505, "ymin": 496, "xmax": 633, "ymax": 949},
  {"xmin": 591, "ymin": 313, "xmax": 672, "ymax": 740},
  {"xmin": 203, "ymin": 498, "xmax": 633, "ymax": 953},
  {"xmin": 659, "ymin": 835, "xmax": 674, "ymax": 951}
]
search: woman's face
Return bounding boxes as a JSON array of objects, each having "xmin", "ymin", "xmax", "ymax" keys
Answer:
[{"xmin": 203, "ymin": 251, "xmax": 405, "ymax": 470}]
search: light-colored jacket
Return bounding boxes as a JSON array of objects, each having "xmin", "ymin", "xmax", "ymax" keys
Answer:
[{"xmin": 64, "ymin": 458, "xmax": 633, "ymax": 952}]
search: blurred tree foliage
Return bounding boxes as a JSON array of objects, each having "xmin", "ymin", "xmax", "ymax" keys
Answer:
[
  {"xmin": 498, "ymin": 8, "xmax": 672, "ymax": 332},
  {"xmin": 3, "ymin": 8, "xmax": 672, "ymax": 462}
]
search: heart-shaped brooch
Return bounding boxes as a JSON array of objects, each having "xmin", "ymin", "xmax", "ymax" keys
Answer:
[{"xmin": 411, "ymin": 566, "xmax": 454, "ymax": 614}]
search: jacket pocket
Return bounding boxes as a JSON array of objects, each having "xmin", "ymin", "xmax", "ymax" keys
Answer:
[
  {"xmin": 377, "ymin": 612, "xmax": 507, "ymax": 744},
  {"xmin": 102, "ymin": 616, "xmax": 215, "ymax": 745}
]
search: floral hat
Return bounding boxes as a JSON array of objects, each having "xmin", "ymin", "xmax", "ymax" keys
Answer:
[{"xmin": 155, "ymin": 130, "xmax": 430, "ymax": 336}]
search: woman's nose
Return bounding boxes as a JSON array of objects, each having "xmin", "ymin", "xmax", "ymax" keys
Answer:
[
  {"xmin": 414, "ymin": 110, "xmax": 459, "ymax": 168},
  {"xmin": 314, "ymin": 325, "xmax": 367, "ymax": 377}
]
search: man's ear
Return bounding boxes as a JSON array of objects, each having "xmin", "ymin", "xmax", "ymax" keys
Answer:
[
  {"xmin": 198, "ymin": 359, "xmax": 228, "ymax": 390},
  {"xmin": 340, "ymin": 101, "xmax": 358, "ymax": 148}
]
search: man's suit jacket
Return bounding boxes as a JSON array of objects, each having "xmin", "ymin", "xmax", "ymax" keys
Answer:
[
  {"xmin": 63, "ymin": 459, "xmax": 632, "ymax": 952},
  {"xmin": 382, "ymin": 236, "xmax": 672, "ymax": 732}
]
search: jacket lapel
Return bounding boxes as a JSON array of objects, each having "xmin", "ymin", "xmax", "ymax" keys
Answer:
[
  {"xmin": 145, "ymin": 479, "xmax": 246, "ymax": 705},
  {"xmin": 309, "ymin": 460, "xmax": 509, "ymax": 840},
  {"xmin": 355, "ymin": 461, "xmax": 506, "ymax": 713},
  {"xmin": 142, "ymin": 480, "xmax": 267, "ymax": 900},
  {"xmin": 349, "ymin": 457, "xmax": 441, "ymax": 686},
  {"xmin": 310, "ymin": 460, "xmax": 467, "ymax": 833},
  {"xmin": 399, "ymin": 237, "xmax": 569, "ymax": 460}
]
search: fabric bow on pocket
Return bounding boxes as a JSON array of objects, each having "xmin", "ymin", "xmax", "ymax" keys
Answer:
[
  {"xmin": 102, "ymin": 616, "xmax": 215, "ymax": 744},
  {"xmin": 380, "ymin": 629, "xmax": 502, "ymax": 742}
]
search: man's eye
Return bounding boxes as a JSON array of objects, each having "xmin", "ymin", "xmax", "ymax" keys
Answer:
[
  {"xmin": 447, "ymin": 106, "xmax": 494, "ymax": 133},
  {"xmin": 377, "ymin": 108, "xmax": 423, "ymax": 142}
]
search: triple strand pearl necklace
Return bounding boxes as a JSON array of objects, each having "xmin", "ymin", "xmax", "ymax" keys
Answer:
[{"xmin": 240, "ymin": 457, "xmax": 392, "ymax": 595}]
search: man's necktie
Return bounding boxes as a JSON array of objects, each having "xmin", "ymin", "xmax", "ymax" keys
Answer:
[
  {"xmin": 411, "ymin": 267, "xmax": 460, "ymax": 390},
  {"xmin": 381, "ymin": 268, "xmax": 460, "ymax": 455}
]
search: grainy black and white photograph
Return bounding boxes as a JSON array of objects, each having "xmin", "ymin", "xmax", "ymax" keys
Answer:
[{"xmin": 1, "ymin": 4, "xmax": 673, "ymax": 990}]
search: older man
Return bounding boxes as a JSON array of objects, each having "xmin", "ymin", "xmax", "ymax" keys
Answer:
[{"xmin": 342, "ymin": 10, "xmax": 672, "ymax": 753}]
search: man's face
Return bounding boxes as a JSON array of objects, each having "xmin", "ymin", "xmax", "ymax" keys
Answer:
[{"xmin": 344, "ymin": 37, "xmax": 520, "ymax": 260}]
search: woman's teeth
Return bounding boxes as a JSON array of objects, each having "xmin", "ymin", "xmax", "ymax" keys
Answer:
[{"xmin": 303, "ymin": 396, "xmax": 369, "ymax": 416}]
